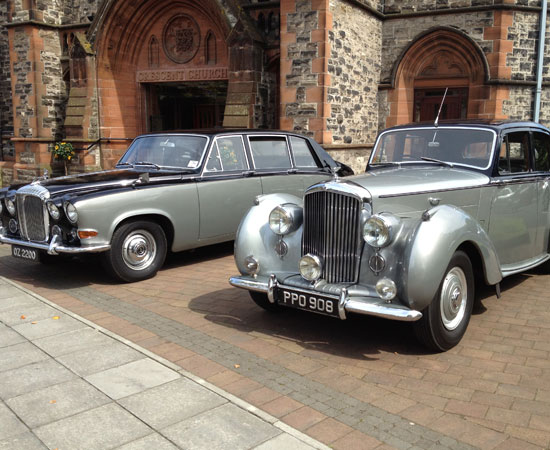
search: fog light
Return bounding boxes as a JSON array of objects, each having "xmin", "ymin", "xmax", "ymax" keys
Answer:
[
  {"xmin": 376, "ymin": 278, "xmax": 397, "ymax": 301},
  {"xmin": 244, "ymin": 255, "xmax": 259, "ymax": 276},
  {"xmin": 52, "ymin": 225, "xmax": 62, "ymax": 236},
  {"xmin": 8, "ymin": 218, "xmax": 18, "ymax": 233},
  {"xmin": 299, "ymin": 254, "xmax": 322, "ymax": 281}
]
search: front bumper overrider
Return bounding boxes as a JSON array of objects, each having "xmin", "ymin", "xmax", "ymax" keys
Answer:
[
  {"xmin": 229, "ymin": 274, "xmax": 422, "ymax": 322},
  {"xmin": 0, "ymin": 227, "xmax": 111, "ymax": 255}
]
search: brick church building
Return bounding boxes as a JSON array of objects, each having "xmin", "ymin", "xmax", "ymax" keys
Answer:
[{"xmin": 0, "ymin": 0, "xmax": 548, "ymax": 184}]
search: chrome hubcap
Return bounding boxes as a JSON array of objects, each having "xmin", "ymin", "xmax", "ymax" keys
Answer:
[
  {"xmin": 440, "ymin": 267, "xmax": 467, "ymax": 331},
  {"xmin": 122, "ymin": 230, "xmax": 157, "ymax": 271}
]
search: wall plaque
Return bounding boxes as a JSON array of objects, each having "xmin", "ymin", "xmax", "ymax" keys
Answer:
[
  {"xmin": 163, "ymin": 14, "xmax": 200, "ymax": 64},
  {"xmin": 137, "ymin": 68, "xmax": 228, "ymax": 83}
]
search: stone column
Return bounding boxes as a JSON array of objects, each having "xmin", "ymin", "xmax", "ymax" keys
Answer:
[{"xmin": 280, "ymin": 0, "xmax": 332, "ymax": 144}]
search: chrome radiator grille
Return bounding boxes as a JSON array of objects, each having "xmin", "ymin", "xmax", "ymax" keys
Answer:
[
  {"xmin": 16, "ymin": 194, "xmax": 48, "ymax": 242},
  {"xmin": 302, "ymin": 190, "xmax": 362, "ymax": 283}
]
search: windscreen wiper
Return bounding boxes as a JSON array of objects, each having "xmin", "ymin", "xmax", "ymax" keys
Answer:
[
  {"xmin": 420, "ymin": 157, "xmax": 453, "ymax": 168},
  {"xmin": 132, "ymin": 161, "xmax": 161, "ymax": 170}
]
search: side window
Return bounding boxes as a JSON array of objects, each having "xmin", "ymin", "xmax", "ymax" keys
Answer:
[
  {"xmin": 498, "ymin": 132, "xmax": 530, "ymax": 174},
  {"xmin": 290, "ymin": 137, "xmax": 318, "ymax": 167},
  {"xmin": 249, "ymin": 137, "xmax": 292, "ymax": 169},
  {"xmin": 533, "ymin": 131, "xmax": 550, "ymax": 172},
  {"xmin": 205, "ymin": 136, "xmax": 248, "ymax": 172}
]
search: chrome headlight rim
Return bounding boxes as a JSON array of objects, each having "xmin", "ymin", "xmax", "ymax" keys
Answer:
[
  {"xmin": 299, "ymin": 253, "xmax": 323, "ymax": 282},
  {"xmin": 269, "ymin": 205, "xmax": 293, "ymax": 235},
  {"xmin": 47, "ymin": 201, "xmax": 61, "ymax": 220},
  {"xmin": 363, "ymin": 214, "xmax": 396, "ymax": 248},
  {"xmin": 5, "ymin": 198, "xmax": 16, "ymax": 216},
  {"xmin": 63, "ymin": 201, "xmax": 78, "ymax": 224}
]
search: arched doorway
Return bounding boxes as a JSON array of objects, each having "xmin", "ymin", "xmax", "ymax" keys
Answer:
[
  {"xmin": 386, "ymin": 27, "xmax": 492, "ymax": 127},
  {"xmin": 92, "ymin": 0, "xmax": 231, "ymax": 165}
]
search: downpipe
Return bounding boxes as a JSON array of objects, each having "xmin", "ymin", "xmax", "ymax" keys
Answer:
[{"xmin": 534, "ymin": 0, "xmax": 548, "ymax": 122}]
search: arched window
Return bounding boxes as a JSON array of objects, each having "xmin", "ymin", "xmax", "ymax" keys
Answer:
[{"xmin": 205, "ymin": 31, "xmax": 216, "ymax": 65}]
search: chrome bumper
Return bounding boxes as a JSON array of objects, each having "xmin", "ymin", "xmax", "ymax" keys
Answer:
[
  {"xmin": 0, "ymin": 228, "xmax": 111, "ymax": 255},
  {"xmin": 229, "ymin": 274, "xmax": 422, "ymax": 322}
]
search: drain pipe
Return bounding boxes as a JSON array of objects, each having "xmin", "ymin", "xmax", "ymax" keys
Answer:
[{"xmin": 534, "ymin": 0, "xmax": 548, "ymax": 122}]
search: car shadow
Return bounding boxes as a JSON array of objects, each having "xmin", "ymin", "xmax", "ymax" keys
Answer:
[
  {"xmin": 473, "ymin": 272, "xmax": 529, "ymax": 314},
  {"xmin": 188, "ymin": 287, "xmax": 431, "ymax": 359},
  {"xmin": 0, "ymin": 241, "xmax": 235, "ymax": 290}
]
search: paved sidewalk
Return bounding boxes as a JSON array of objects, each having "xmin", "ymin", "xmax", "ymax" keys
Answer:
[{"xmin": 0, "ymin": 276, "xmax": 328, "ymax": 450}]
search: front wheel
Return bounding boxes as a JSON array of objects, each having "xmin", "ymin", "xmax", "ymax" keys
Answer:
[
  {"xmin": 413, "ymin": 250, "xmax": 474, "ymax": 351},
  {"xmin": 102, "ymin": 220, "xmax": 167, "ymax": 282}
]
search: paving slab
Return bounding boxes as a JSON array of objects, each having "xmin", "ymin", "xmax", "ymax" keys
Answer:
[
  {"xmin": 6, "ymin": 378, "xmax": 110, "ymax": 428},
  {"xmin": 0, "ymin": 431, "xmax": 48, "ymax": 450},
  {"xmin": 116, "ymin": 433, "xmax": 179, "ymax": 450},
  {"xmin": 34, "ymin": 403, "xmax": 152, "ymax": 450},
  {"xmin": 0, "ymin": 303, "xmax": 59, "ymax": 326},
  {"xmin": 32, "ymin": 327, "xmax": 116, "ymax": 357},
  {"xmin": 163, "ymin": 403, "xmax": 281, "ymax": 449},
  {"xmin": 0, "ymin": 359, "xmax": 76, "ymax": 400},
  {"xmin": 0, "ymin": 324, "xmax": 26, "ymax": 348},
  {"xmin": 84, "ymin": 358, "xmax": 181, "ymax": 400},
  {"xmin": 0, "ymin": 402, "xmax": 28, "ymax": 441},
  {"xmin": 119, "ymin": 377, "xmax": 227, "ymax": 429},
  {"xmin": 0, "ymin": 341, "xmax": 49, "ymax": 372},
  {"xmin": 56, "ymin": 341, "xmax": 145, "ymax": 376},
  {"xmin": 13, "ymin": 313, "xmax": 87, "ymax": 340}
]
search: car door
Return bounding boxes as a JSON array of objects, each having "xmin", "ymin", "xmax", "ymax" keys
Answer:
[
  {"xmin": 197, "ymin": 135, "xmax": 262, "ymax": 241},
  {"xmin": 247, "ymin": 135, "xmax": 304, "ymax": 196},
  {"xmin": 532, "ymin": 130, "xmax": 550, "ymax": 254},
  {"xmin": 488, "ymin": 130, "xmax": 539, "ymax": 268}
]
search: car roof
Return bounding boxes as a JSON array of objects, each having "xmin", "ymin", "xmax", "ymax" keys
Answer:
[
  {"xmin": 384, "ymin": 119, "xmax": 550, "ymax": 133},
  {"xmin": 136, "ymin": 129, "xmax": 312, "ymax": 138}
]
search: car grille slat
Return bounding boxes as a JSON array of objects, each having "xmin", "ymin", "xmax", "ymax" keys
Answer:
[{"xmin": 302, "ymin": 191, "xmax": 362, "ymax": 283}]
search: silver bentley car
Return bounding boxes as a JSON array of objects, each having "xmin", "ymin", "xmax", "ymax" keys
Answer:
[
  {"xmin": 230, "ymin": 120, "xmax": 550, "ymax": 350},
  {"xmin": 0, "ymin": 130, "xmax": 351, "ymax": 282}
]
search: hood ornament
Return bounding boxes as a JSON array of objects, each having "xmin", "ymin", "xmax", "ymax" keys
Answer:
[
  {"xmin": 31, "ymin": 168, "xmax": 50, "ymax": 184},
  {"xmin": 331, "ymin": 166, "xmax": 340, "ymax": 181}
]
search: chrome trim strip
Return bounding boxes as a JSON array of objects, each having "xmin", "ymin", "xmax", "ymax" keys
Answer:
[
  {"xmin": 0, "ymin": 235, "xmax": 111, "ymax": 254},
  {"xmin": 229, "ymin": 275, "xmax": 423, "ymax": 322}
]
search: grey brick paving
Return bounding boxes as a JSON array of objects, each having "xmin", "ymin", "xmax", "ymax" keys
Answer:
[{"xmin": 67, "ymin": 285, "xmax": 477, "ymax": 450}]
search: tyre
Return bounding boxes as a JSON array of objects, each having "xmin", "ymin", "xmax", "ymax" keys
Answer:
[
  {"xmin": 249, "ymin": 291, "xmax": 281, "ymax": 312},
  {"xmin": 413, "ymin": 250, "xmax": 474, "ymax": 351},
  {"xmin": 102, "ymin": 220, "xmax": 167, "ymax": 282}
]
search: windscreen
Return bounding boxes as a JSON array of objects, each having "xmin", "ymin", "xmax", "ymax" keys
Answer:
[
  {"xmin": 118, "ymin": 135, "xmax": 208, "ymax": 170},
  {"xmin": 371, "ymin": 128, "xmax": 495, "ymax": 169}
]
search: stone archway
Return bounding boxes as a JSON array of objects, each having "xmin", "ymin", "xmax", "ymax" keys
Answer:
[
  {"xmin": 386, "ymin": 27, "xmax": 500, "ymax": 127},
  {"xmin": 91, "ymin": 0, "xmax": 232, "ymax": 167}
]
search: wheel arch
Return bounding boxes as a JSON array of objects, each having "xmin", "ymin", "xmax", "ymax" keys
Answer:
[{"xmin": 113, "ymin": 214, "xmax": 175, "ymax": 250}]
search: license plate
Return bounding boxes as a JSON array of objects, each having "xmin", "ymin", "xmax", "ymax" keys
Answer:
[
  {"xmin": 11, "ymin": 245, "xmax": 39, "ymax": 262},
  {"xmin": 277, "ymin": 287, "xmax": 339, "ymax": 318}
]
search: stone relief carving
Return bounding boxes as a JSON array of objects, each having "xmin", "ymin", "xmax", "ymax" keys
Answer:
[{"xmin": 163, "ymin": 14, "xmax": 200, "ymax": 64}]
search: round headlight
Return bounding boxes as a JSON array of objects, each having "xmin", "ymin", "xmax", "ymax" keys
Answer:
[
  {"xmin": 299, "ymin": 254, "xmax": 323, "ymax": 281},
  {"xmin": 269, "ymin": 206, "xmax": 293, "ymax": 235},
  {"xmin": 363, "ymin": 215, "xmax": 391, "ymax": 248},
  {"xmin": 47, "ymin": 202, "xmax": 60, "ymax": 220},
  {"xmin": 64, "ymin": 201, "xmax": 78, "ymax": 223},
  {"xmin": 6, "ymin": 198, "xmax": 16, "ymax": 216},
  {"xmin": 376, "ymin": 278, "xmax": 397, "ymax": 301}
]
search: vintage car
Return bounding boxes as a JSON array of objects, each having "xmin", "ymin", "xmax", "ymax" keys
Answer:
[
  {"xmin": 0, "ymin": 130, "xmax": 351, "ymax": 282},
  {"xmin": 230, "ymin": 120, "xmax": 550, "ymax": 350}
]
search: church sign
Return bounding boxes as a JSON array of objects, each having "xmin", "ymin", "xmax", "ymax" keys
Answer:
[{"xmin": 136, "ymin": 68, "xmax": 228, "ymax": 83}]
